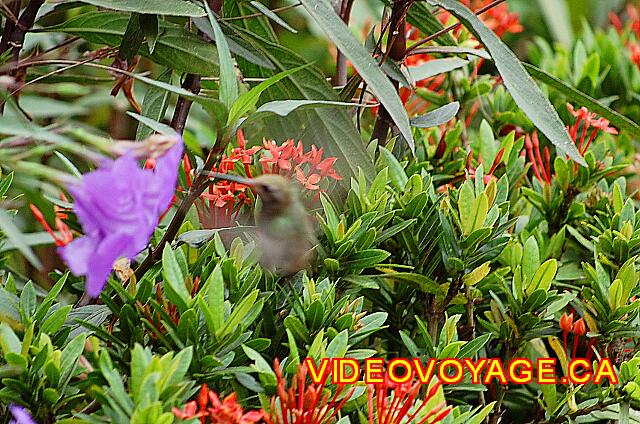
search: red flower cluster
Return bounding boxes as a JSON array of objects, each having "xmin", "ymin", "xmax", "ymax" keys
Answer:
[
  {"xmin": 609, "ymin": 4, "xmax": 640, "ymax": 69},
  {"xmin": 524, "ymin": 132, "xmax": 552, "ymax": 185},
  {"xmin": 524, "ymin": 104, "xmax": 618, "ymax": 185},
  {"xmin": 30, "ymin": 194, "xmax": 73, "ymax": 247},
  {"xmin": 567, "ymin": 103, "xmax": 619, "ymax": 156},
  {"xmin": 178, "ymin": 132, "xmax": 341, "ymax": 229},
  {"xmin": 260, "ymin": 140, "xmax": 342, "ymax": 190},
  {"xmin": 172, "ymin": 384, "xmax": 265, "ymax": 424},
  {"xmin": 610, "ymin": 4, "xmax": 640, "ymax": 38},
  {"xmin": 367, "ymin": 377, "xmax": 451, "ymax": 424},
  {"xmin": 266, "ymin": 358, "xmax": 355, "ymax": 424}
]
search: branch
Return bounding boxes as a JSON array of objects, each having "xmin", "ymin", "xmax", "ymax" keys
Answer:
[
  {"xmin": 405, "ymin": 0, "xmax": 507, "ymax": 56},
  {"xmin": 134, "ymin": 73, "xmax": 202, "ymax": 279},
  {"xmin": 370, "ymin": 0, "xmax": 411, "ymax": 145}
]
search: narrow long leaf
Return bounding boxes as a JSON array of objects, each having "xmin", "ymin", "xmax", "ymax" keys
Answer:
[
  {"xmin": 76, "ymin": 0, "xmax": 205, "ymax": 16},
  {"xmin": 227, "ymin": 64, "xmax": 310, "ymax": 125},
  {"xmin": 204, "ymin": 2, "xmax": 238, "ymax": 110},
  {"xmin": 429, "ymin": 0, "xmax": 585, "ymax": 166},
  {"xmin": 300, "ymin": 0, "xmax": 414, "ymax": 151},
  {"xmin": 0, "ymin": 209, "xmax": 42, "ymax": 269},
  {"xmin": 254, "ymin": 99, "xmax": 369, "ymax": 117},
  {"xmin": 250, "ymin": 1, "xmax": 297, "ymax": 33},
  {"xmin": 523, "ymin": 63, "xmax": 640, "ymax": 138},
  {"xmin": 410, "ymin": 102, "xmax": 460, "ymax": 128}
]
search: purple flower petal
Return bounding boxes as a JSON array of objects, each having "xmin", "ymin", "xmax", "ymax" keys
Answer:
[
  {"xmin": 59, "ymin": 136, "xmax": 183, "ymax": 298},
  {"xmin": 9, "ymin": 404, "xmax": 37, "ymax": 424}
]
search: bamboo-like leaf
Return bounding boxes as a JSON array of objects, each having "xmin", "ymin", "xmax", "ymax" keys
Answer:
[
  {"xmin": 523, "ymin": 63, "xmax": 640, "ymax": 138},
  {"xmin": 410, "ymin": 102, "xmax": 460, "ymax": 128},
  {"xmin": 429, "ymin": 0, "xmax": 585, "ymax": 166},
  {"xmin": 135, "ymin": 68, "xmax": 172, "ymax": 140},
  {"xmin": 250, "ymin": 1, "xmax": 297, "ymax": 33},
  {"xmin": 254, "ymin": 99, "xmax": 369, "ymax": 117},
  {"xmin": 300, "ymin": 0, "xmax": 414, "ymax": 151},
  {"xmin": 76, "ymin": 0, "xmax": 205, "ymax": 16},
  {"xmin": 204, "ymin": 1, "xmax": 238, "ymax": 110}
]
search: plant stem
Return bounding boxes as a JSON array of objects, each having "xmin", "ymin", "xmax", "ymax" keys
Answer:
[
  {"xmin": 333, "ymin": 0, "xmax": 355, "ymax": 86},
  {"xmin": 370, "ymin": 0, "xmax": 411, "ymax": 145},
  {"xmin": 0, "ymin": 0, "xmax": 44, "ymax": 113}
]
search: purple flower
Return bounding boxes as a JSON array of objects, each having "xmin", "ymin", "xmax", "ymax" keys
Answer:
[
  {"xmin": 9, "ymin": 404, "xmax": 37, "ymax": 424},
  {"xmin": 59, "ymin": 136, "xmax": 183, "ymax": 298}
]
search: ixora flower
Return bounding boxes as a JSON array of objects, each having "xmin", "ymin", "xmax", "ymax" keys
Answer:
[
  {"xmin": 9, "ymin": 404, "xmax": 37, "ymax": 424},
  {"xmin": 59, "ymin": 135, "xmax": 183, "ymax": 298},
  {"xmin": 172, "ymin": 384, "xmax": 264, "ymax": 424}
]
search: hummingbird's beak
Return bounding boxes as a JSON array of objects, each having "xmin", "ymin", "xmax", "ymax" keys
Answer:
[{"xmin": 204, "ymin": 171, "xmax": 256, "ymax": 186}]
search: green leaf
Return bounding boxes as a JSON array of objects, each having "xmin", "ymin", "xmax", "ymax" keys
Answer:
[
  {"xmin": 326, "ymin": 329, "xmax": 349, "ymax": 358},
  {"xmin": 227, "ymin": 64, "xmax": 309, "ymax": 125},
  {"xmin": 41, "ymin": 305, "xmax": 72, "ymax": 334},
  {"xmin": 254, "ymin": 99, "xmax": 366, "ymax": 117},
  {"xmin": 463, "ymin": 261, "xmax": 491, "ymax": 286},
  {"xmin": 341, "ymin": 249, "xmax": 390, "ymax": 269},
  {"xmin": 383, "ymin": 272, "xmax": 444, "ymax": 295},
  {"xmin": 525, "ymin": 259, "xmax": 557, "ymax": 296},
  {"xmin": 204, "ymin": 2, "xmax": 238, "ymax": 110},
  {"xmin": 206, "ymin": 265, "xmax": 225, "ymax": 332},
  {"xmin": 218, "ymin": 290, "xmax": 258, "ymax": 339},
  {"xmin": 429, "ymin": 0, "xmax": 585, "ymax": 166},
  {"xmin": 250, "ymin": 1, "xmax": 297, "ymax": 33},
  {"xmin": 161, "ymin": 245, "xmax": 190, "ymax": 312},
  {"xmin": 410, "ymin": 102, "xmax": 459, "ymax": 128},
  {"xmin": 522, "ymin": 236, "xmax": 540, "ymax": 281},
  {"xmin": 407, "ymin": 58, "xmax": 468, "ymax": 84},
  {"xmin": 478, "ymin": 119, "xmax": 498, "ymax": 167},
  {"xmin": 19, "ymin": 282, "xmax": 37, "ymax": 321},
  {"xmin": 193, "ymin": 17, "xmax": 274, "ymax": 70},
  {"xmin": 135, "ymin": 68, "xmax": 172, "ymax": 140},
  {"xmin": 75, "ymin": 0, "xmax": 205, "ymax": 16},
  {"xmin": 458, "ymin": 180, "xmax": 475, "ymax": 235},
  {"xmin": 0, "ymin": 209, "xmax": 42, "ymax": 270},
  {"xmin": 523, "ymin": 63, "xmax": 640, "ymax": 138},
  {"xmin": 47, "ymin": 12, "xmax": 219, "ymax": 75},
  {"xmin": 139, "ymin": 14, "xmax": 159, "ymax": 54},
  {"xmin": 127, "ymin": 112, "xmax": 177, "ymax": 137},
  {"xmin": 300, "ymin": 0, "xmax": 413, "ymax": 151},
  {"xmin": 35, "ymin": 273, "xmax": 68, "ymax": 324},
  {"xmin": 119, "ymin": 13, "xmax": 144, "ymax": 61}
]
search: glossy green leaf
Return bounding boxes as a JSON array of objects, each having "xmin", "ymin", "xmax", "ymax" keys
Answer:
[
  {"xmin": 47, "ymin": 12, "xmax": 219, "ymax": 75},
  {"xmin": 76, "ymin": 0, "xmax": 205, "ymax": 16}
]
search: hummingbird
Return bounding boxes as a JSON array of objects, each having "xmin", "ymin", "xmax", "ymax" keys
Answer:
[{"xmin": 205, "ymin": 172, "xmax": 317, "ymax": 275}]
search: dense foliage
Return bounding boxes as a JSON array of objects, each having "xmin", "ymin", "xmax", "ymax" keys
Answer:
[{"xmin": 1, "ymin": 1, "xmax": 640, "ymax": 423}]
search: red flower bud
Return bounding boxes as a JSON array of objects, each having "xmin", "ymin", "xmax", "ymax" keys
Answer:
[
  {"xmin": 573, "ymin": 318, "xmax": 587, "ymax": 336},
  {"xmin": 559, "ymin": 312, "xmax": 573, "ymax": 333}
]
